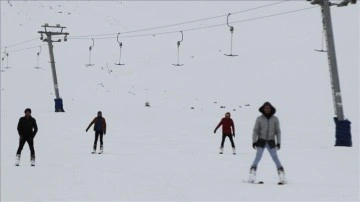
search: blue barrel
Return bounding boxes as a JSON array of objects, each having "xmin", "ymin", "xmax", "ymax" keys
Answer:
[
  {"xmin": 334, "ymin": 117, "xmax": 352, "ymax": 147},
  {"xmin": 54, "ymin": 98, "xmax": 65, "ymax": 112}
]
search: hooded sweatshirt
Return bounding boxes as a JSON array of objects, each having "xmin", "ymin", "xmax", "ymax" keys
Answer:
[
  {"xmin": 252, "ymin": 102, "xmax": 281, "ymax": 148},
  {"xmin": 87, "ymin": 116, "xmax": 106, "ymax": 132}
]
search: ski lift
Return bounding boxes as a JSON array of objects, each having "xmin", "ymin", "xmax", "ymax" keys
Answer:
[
  {"xmin": 224, "ymin": 13, "xmax": 238, "ymax": 57},
  {"xmin": 315, "ymin": 29, "xmax": 327, "ymax": 53},
  {"xmin": 85, "ymin": 38, "xmax": 95, "ymax": 67},
  {"xmin": 114, "ymin": 33, "xmax": 125, "ymax": 66},
  {"xmin": 172, "ymin": 31, "xmax": 184, "ymax": 66},
  {"xmin": 34, "ymin": 46, "xmax": 42, "ymax": 69},
  {"xmin": 1, "ymin": 56, "xmax": 5, "ymax": 72},
  {"xmin": 4, "ymin": 47, "xmax": 10, "ymax": 69}
]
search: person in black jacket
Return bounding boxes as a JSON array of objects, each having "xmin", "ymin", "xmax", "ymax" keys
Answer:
[
  {"xmin": 86, "ymin": 111, "xmax": 107, "ymax": 153},
  {"xmin": 16, "ymin": 108, "xmax": 38, "ymax": 166}
]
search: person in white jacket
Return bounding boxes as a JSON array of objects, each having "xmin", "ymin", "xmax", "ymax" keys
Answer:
[{"xmin": 248, "ymin": 102, "xmax": 285, "ymax": 184}]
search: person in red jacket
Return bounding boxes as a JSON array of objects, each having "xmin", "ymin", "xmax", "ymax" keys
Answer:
[{"xmin": 214, "ymin": 112, "xmax": 236, "ymax": 154}]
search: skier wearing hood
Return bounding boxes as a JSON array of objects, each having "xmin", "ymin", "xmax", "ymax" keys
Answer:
[
  {"xmin": 86, "ymin": 111, "xmax": 107, "ymax": 154},
  {"xmin": 249, "ymin": 102, "xmax": 286, "ymax": 184}
]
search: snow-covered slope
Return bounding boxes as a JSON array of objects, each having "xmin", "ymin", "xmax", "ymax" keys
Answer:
[{"xmin": 1, "ymin": 1, "xmax": 359, "ymax": 201}]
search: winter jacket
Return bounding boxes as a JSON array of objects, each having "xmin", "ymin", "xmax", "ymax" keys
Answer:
[
  {"xmin": 87, "ymin": 116, "xmax": 106, "ymax": 132},
  {"xmin": 17, "ymin": 116, "xmax": 38, "ymax": 137},
  {"xmin": 215, "ymin": 117, "xmax": 235, "ymax": 134},
  {"xmin": 252, "ymin": 102, "xmax": 281, "ymax": 148}
]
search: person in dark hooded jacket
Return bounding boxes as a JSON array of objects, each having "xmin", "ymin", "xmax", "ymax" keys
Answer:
[
  {"xmin": 248, "ymin": 102, "xmax": 286, "ymax": 183},
  {"xmin": 15, "ymin": 108, "xmax": 38, "ymax": 166},
  {"xmin": 86, "ymin": 111, "xmax": 107, "ymax": 153}
]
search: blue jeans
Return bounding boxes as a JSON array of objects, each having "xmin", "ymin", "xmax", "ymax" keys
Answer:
[{"xmin": 251, "ymin": 143, "xmax": 283, "ymax": 169}]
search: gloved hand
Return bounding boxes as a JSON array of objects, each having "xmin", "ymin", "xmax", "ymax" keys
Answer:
[
  {"xmin": 277, "ymin": 143, "xmax": 281, "ymax": 150},
  {"xmin": 252, "ymin": 143, "xmax": 257, "ymax": 149},
  {"xmin": 86, "ymin": 128, "xmax": 88, "ymax": 132},
  {"xmin": 104, "ymin": 130, "xmax": 106, "ymax": 135},
  {"xmin": 213, "ymin": 130, "xmax": 216, "ymax": 134},
  {"xmin": 233, "ymin": 133, "xmax": 235, "ymax": 137}
]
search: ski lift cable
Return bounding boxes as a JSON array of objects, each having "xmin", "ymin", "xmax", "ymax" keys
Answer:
[
  {"xmin": 3, "ymin": 5, "xmax": 318, "ymax": 50},
  {"xmin": 1, "ymin": 44, "xmax": 47, "ymax": 53},
  {"xmin": 68, "ymin": 5, "xmax": 318, "ymax": 40},
  {"xmin": 231, "ymin": 0, "xmax": 291, "ymax": 15},
  {"xmin": 1, "ymin": 37, "xmax": 39, "ymax": 50},
  {"xmin": 69, "ymin": 0, "xmax": 291, "ymax": 38},
  {"xmin": 230, "ymin": 6, "xmax": 318, "ymax": 25}
]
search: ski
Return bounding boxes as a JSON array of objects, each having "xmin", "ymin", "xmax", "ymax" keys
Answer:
[
  {"xmin": 243, "ymin": 180, "xmax": 264, "ymax": 184},
  {"xmin": 278, "ymin": 181, "xmax": 286, "ymax": 185},
  {"xmin": 98, "ymin": 151, "xmax": 103, "ymax": 154}
]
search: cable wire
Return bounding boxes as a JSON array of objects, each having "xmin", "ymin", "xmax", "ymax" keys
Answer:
[
  {"xmin": 69, "ymin": 5, "xmax": 318, "ymax": 40},
  {"xmin": 1, "ymin": 37, "xmax": 39, "ymax": 50},
  {"xmin": 70, "ymin": 0, "xmax": 291, "ymax": 38},
  {"xmin": 1, "ymin": 4, "xmax": 318, "ymax": 52},
  {"xmin": 1, "ymin": 45, "xmax": 46, "ymax": 54}
]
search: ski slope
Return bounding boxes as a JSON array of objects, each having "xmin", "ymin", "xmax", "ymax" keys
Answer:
[{"xmin": 1, "ymin": 1, "xmax": 359, "ymax": 201}]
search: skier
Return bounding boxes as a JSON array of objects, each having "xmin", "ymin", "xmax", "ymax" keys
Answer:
[
  {"xmin": 248, "ymin": 102, "xmax": 286, "ymax": 184},
  {"xmin": 86, "ymin": 111, "xmax": 107, "ymax": 154},
  {"xmin": 15, "ymin": 108, "xmax": 38, "ymax": 166},
  {"xmin": 214, "ymin": 112, "xmax": 236, "ymax": 154}
]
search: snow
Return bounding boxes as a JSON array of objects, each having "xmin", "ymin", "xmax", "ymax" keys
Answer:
[{"xmin": 1, "ymin": 1, "xmax": 359, "ymax": 201}]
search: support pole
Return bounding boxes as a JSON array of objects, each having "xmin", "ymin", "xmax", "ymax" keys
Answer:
[
  {"xmin": 321, "ymin": 0, "xmax": 344, "ymax": 120},
  {"xmin": 310, "ymin": 0, "xmax": 353, "ymax": 146},
  {"xmin": 45, "ymin": 34, "xmax": 61, "ymax": 100},
  {"xmin": 38, "ymin": 24, "xmax": 68, "ymax": 112}
]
